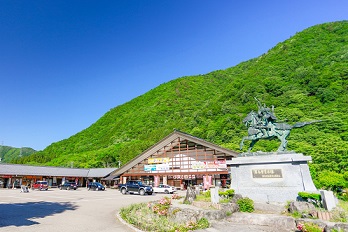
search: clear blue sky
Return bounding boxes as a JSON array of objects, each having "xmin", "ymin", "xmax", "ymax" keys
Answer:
[{"xmin": 0, "ymin": 1, "xmax": 347, "ymax": 150}]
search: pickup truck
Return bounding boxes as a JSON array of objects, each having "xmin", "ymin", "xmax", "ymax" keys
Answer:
[{"xmin": 118, "ymin": 181, "xmax": 153, "ymax": 195}]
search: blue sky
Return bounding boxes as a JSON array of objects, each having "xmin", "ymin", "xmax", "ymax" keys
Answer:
[{"xmin": 0, "ymin": 1, "xmax": 347, "ymax": 150}]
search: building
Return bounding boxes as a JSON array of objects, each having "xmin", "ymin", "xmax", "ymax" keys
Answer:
[
  {"xmin": 112, "ymin": 130, "xmax": 238, "ymax": 189},
  {"xmin": 0, "ymin": 164, "xmax": 117, "ymax": 188},
  {"xmin": 0, "ymin": 130, "xmax": 239, "ymax": 190}
]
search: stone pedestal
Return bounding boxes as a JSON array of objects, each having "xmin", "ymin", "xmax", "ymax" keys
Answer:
[
  {"xmin": 320, "ymin": 190, "xmax": 337, "ymax": 211},
  {"xmin": 227, "ymin": 152, "xmax": 317, "ymax": 203}
]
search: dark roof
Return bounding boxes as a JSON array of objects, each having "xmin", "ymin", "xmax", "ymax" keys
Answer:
[
  {"xmin": 0, "ymin": 164, "xmax": 116, "ymax": 178},
  {"xmin": 87, "ymin": 168, "xmax": 118, "ymax": 178}
]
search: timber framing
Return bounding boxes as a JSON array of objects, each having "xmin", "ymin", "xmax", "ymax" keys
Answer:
[{"xmin": 113, "ymin": 130, "xmax": 239, "ymax": 177}]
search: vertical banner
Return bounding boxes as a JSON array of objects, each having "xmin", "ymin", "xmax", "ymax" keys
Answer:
[
  {"xmin": 203, "ymin": 175, "xmax": 212, "ymax": 190},
  {"xmin": 154, "ymin": 176, "xmax": 160, "ymax": 187},
  {"xmin": 163, "ymin": 176, "xmax": 167, "ymax": 185}
]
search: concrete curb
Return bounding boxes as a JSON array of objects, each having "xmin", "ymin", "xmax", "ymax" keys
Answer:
[{"xmin": 115, "ymin": 211, "xmax": 143, "ymax": 232}]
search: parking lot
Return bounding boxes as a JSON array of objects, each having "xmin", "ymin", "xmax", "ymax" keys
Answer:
[{"xmin": 0, "ymin": 187, "xmax": 172, "ymax": 232}]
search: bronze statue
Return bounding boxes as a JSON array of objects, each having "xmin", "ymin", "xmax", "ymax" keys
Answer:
[{"xmin": 240, "ymin": 98, "xmax": 320, "ymax": 152}]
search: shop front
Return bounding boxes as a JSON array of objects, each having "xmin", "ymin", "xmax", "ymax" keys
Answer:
[
  {"xmin": 113, "ymin": 130, "xmax": 238, "ymax": 190},
  {"xmin": 0, "ymin": 164, "xmax": 116, "ymax": 188}
]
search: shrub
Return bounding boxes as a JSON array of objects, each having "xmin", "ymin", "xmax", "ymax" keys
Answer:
[
  {"xmin": 149, "ymin": 197, "xmax": 171, "ymax": 216},
  {"xmin": 338, "ymin": 188, "xmax": 348, "ymax": 201},
  {"xmin": 298, "ymin": 191, "xmax": 322, "ymax": 207},
  {"xmin": 219, "ymin": 189, "xmax": 235, "ymax": 198},
  {"xmin": 203, "ymin": 190, "xmax": 211, "ymax": 198},
  {"xmin": 297, "ymin": 222, "xmax": 323, "ymax": 232},
  {"xmin": 173, "ymin": 217, "xmax": 209, "ymax": 232},
  {"xmin": 225, "ymin": 189, "xmax": 235, "ymax": 197},
  {"xmin": 317, "ymin": 171, "xmax": 346, "ymax": 193},
  {"xmin": 196, "ymin": 217, "xmax": 209, "ymax": 229},
  {"xmin": 171, "ymin": 193, "xmax": 181, "ymax": 200},
  {"xmin": 237, "ymin": 197, "xmax": 254, "ymax": 212}
]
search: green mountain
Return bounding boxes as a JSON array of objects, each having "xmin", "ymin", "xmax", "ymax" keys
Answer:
[
  {"xmin": 0, "ymin": 145, "xmax": 36, "ymax": 163},
  {"xmin": 13, "ymin": 21, "xmax": 348, "ymax": 187}
]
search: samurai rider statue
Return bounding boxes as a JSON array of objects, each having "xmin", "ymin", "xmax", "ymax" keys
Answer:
[{"xmin": 240, "ymin": 98, "xmax": 321, "ymax": 153}]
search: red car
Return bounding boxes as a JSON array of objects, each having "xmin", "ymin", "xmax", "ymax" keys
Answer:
[{"xmin": 32, "ymin": 181, "xmax": 49, "ymax": 191}]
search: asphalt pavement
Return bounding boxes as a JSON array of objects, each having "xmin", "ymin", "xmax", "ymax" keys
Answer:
[
  {"xmin": 0, "ymin": 187, "xmax": 166, "ymax": 232},
  {"xmin": 0, "ymin": 188, "xmax": 293, "ymax": 232}
]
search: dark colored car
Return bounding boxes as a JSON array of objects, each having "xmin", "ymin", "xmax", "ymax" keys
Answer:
[
  {"xmin": 88, "ymin": 182, "xmax": 105, "ymax": 191},
  {"xmin": 118, "ymin": 181, "xmax": 153, "ymax": 195},
  {"xmin": 32, "ymin": 181, "xmax": 49, "ymax": 191},
  {"xmin": 59, "ymin": 182, "xmax": 78, "ymax": 190}
]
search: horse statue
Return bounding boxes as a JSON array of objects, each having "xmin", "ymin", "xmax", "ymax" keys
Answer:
[{"xmin": 240, "ymin": 103, "xmax": 320, "ymax": 152}]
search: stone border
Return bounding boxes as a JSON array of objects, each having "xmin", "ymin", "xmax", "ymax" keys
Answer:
[{"xmin": 115, "ymin": 211, "xmax": 142, "ymax": 232}]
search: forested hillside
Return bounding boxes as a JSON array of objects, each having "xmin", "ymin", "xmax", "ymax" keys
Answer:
[
  {"xmin": 0, "ymin": 145, "xmax": 36, "ymax": 163},
  {"xmin": 13, "ymin": 21, "xmax": 348, "ymax": 189}
]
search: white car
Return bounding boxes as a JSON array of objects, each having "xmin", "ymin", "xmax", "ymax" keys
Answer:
[{"xmin": 153, "ymin": 184, "xmax": 176, "ymax": 194}]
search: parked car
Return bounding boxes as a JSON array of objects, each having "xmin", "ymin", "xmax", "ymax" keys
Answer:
[
  {"xmin": 87, "ymin": 182, "xmax": 105, "ymax": 191},
  {"xmin": 32, "ymin": 181, "xmax": 49, "ymax": 191},
  {"xmin": 118, "ymin": 181, "xmax": 153, "ymax": 195},
  {"xmin": 59, "ymin": 182, "xmax": 78, "ymax": 190},
  {"xmin": 153, "ymin": 184, "xmax": 176, "ymax": 194}
]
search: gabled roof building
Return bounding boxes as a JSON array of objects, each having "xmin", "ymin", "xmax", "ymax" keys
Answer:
[{"xmin": 112, "ymin": 130, "xmax": 238, "ymax": 189}]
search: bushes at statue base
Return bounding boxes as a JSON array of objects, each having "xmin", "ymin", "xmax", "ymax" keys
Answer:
[
  {"xmin": 298, "ymin": 192, "xmax": 322, "ymax": 207},
  {"xmin": 316, "ymin": 171, "xmax": 347, "ymax": 193},
  {"xmin": 339, "ymin": 188, "xmax": 348, "ymax": 201},
  {"xmin": 236, "ymin": 197, "xmax": 254, "ymax": 212}
]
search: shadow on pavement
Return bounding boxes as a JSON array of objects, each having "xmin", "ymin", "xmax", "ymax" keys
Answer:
[{"xmin": 0, "ymin": 201, "xmax": 77, "ymax": 227}]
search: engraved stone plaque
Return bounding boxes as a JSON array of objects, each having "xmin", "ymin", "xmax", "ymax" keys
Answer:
[{"xmin": 252, "ymin": 169, "xmax": 282, "ymax": 178}]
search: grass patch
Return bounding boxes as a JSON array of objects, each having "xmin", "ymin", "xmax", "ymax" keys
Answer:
[
  {"xmin": 338, "ymin": 199, "xmax": 348, "ymax": 212},
  {"xmin": 195, "ymin": 194, "xmax": 211, "ymax": 202}
]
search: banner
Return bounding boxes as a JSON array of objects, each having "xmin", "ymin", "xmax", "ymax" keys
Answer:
[
  {"xmin": 203, "ymin": 175, "xmax": 212, "ymax": 190},
  {"xmin": 154, "ymin": 176, "xmax": 160, "ymax": 187}
]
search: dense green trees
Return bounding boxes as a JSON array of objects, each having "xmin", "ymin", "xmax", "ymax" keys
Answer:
[
  {"xmin": 12, "ymin": 21, "xmax": 348, "ymax": 191},
  {"xmin": 0, "ymin": 146, "xmax": 36, "ymax": 163}
]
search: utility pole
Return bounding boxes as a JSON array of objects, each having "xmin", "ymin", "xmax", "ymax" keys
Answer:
[{"xmin": 0, "ymin": 141, "xmax": 3, "ymax": 162}]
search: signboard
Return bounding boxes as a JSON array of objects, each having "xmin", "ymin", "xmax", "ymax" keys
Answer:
[
  {"xmin": 156, "ymin": 164, "xmax": 170, "ymax": 171},
  {"xmin": 168, "ymin": 175, "xmax": 196, "ymax": 180},
  {"xmin": 144, "ymin": 164, "xmax": 170, "ymax": 171},
  {"xmin": 191, "ymin": 161, "xmax": 206, "ymax": 169},
  {"xmin": 144, "ymin": 165, "xmax": 156, "ymax": 171},
  {"xmin": 148, "ymin": 157, "xmax": 170, "ymax": 164},
  {"xmin": 252, "ymin": 169, "xmax": 283, "ymax": 178},
  {"xmin": 191, "ymin": 160, "xmax": 227, "ymax": 169}
]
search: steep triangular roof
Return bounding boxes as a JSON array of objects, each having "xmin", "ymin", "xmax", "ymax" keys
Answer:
[{"xmin": 113, "ymin": 130, "xmax": 238, "ymax": 176}]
